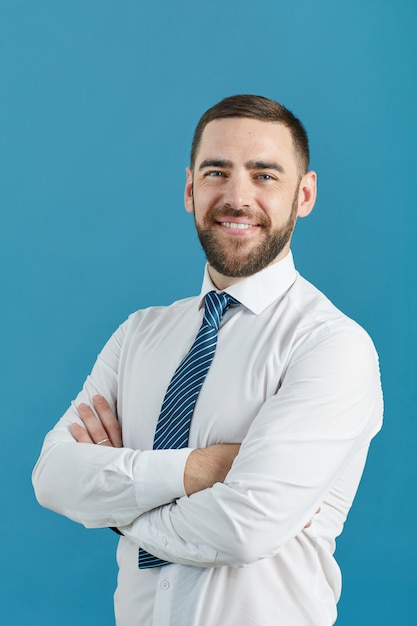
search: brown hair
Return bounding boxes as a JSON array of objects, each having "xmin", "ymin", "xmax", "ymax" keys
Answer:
[{"xmin": 190, "ymin": 94, "xmax": 310, "ymax": 175}]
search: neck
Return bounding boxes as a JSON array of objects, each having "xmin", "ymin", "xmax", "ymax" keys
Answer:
[
  {"xmin": 207, "ymin": 266, "xmax": 245, "ymax": 290},
  {"xmin": 207, "ymin": 247, "xmax": 291, "ymax": 290}
]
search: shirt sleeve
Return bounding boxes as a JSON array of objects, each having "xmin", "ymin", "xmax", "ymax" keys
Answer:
[
  {"xmin": 32, "ymin": 317, "xmax": 191, "ymax": 528},
  {"xmin": 118, "ymin": 326, "xmax": 383, "ymax": 567}
]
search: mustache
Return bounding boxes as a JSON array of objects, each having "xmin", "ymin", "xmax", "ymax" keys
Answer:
[{"xmin": 206, "ymin": 206, "xmax": 270, "ymax": 226}]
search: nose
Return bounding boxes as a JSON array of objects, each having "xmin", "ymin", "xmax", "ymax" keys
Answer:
[{"xmin": 223, "ymin": 172, "xmax": 253, "ymax": 209}]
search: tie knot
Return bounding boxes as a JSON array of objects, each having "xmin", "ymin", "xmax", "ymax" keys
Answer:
[{"xmin": 203, "ymin": 291, "xmax": 237, "ymax": 329}]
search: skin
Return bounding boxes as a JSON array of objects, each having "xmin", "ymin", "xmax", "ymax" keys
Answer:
[
  {"xmin": 184, "ymin": 118, "xmax": 316, "ymax": 290},
  {"xmin": 73, "ymin": 396, "xmax": 315, "ymax": 520},
  {"xmin": 71, "ymin": 118, "xmax": 318, "ymax": 514},
  {"xmin": 71, "ymin": 395, "xmax": 238, "ymax": 495}
]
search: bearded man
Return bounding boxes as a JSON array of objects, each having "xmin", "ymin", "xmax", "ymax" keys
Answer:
[{"xmin": 33, "ymin": 94, "xmax": 383, "ymax": 626}]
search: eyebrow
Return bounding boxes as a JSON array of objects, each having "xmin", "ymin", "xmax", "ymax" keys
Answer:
[
  {"xmin": 198, "ymin": 158, "xmax": 285, "ymax": 174},
  {"xmin": 245, "ymin": 160, "xmax": 285, "ymax": 174},
  {"xmin": 198, "ymin": 159, "xmax": 233, "ymax": 170}
]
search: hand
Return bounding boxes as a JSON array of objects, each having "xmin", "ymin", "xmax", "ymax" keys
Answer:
[
  {"xmin": 70, "ymin": 395, "xmax": 123, "ymax": 448},
  {"xmin": 184, "ymin": 443, "xmax": 240, "ymax": 496}
]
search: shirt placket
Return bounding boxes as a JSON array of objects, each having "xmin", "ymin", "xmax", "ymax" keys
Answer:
[{"xmin": 152, "ymin": 566, "xmax": 176, "ymax": 626}]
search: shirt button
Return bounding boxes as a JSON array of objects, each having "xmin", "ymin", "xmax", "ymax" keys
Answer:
[
  {"xmin": 161, "ymin": 536, "xmax": 168, "ymax": 546},
  {"xmin": 161, "ymin": 580, "xmax": 170, "ymax": 590}
]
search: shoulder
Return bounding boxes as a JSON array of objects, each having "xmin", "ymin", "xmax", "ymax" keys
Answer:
[
  {"xmin": 289, "ymin": 274, "xmax": 367, "ymax": 330},
  {"xmin": 122, "ymin": 295, "xmax": 199, "ymax": 338},
  {"xmin": 284, "ymin": 276, "xmax": 383, "ymax": 428},
  {"xmin": 284, "ymin": 274, "xmax": 379, "ymax": 358},
  {"xmin": 280, "ymin": 275, "xmax": 375, "ymax": 354}
]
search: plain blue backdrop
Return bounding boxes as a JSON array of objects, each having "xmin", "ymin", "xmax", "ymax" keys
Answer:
[{"xmin": 1, "ymin": 1, "xmax": 416, "ymax": 624}]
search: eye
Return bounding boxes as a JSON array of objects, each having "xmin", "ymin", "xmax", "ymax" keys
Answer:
[
  {"xmin": 206, "ymin": 170, "xmax": 225, "ymax": 178},
  {"xmin": 256, "ymin": 173, "xmax": 274, "ymax": 181}
]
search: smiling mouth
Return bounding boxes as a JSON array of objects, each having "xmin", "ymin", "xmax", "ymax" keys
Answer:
[{"xmin": 219, "ymin": 222, "xmax": 258, "ymax": 230}]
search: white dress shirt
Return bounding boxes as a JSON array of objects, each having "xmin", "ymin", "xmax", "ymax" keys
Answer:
[{"xmin": 33, "ymin": 252, "xmax": 383, "ymax": 626}]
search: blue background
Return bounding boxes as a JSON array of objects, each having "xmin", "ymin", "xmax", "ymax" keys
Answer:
[{"xmin": 1, "ymin": 1, "xmax": 416, "ymax": 624}]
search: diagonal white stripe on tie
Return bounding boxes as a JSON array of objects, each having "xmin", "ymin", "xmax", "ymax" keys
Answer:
[{"xmin": 138, "ymin": 291, "xmax": 237, "ymax": 569}]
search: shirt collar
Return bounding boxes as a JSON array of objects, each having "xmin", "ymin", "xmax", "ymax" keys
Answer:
[{"xmin": 199, "ymin": 250, "xmax": 298, "ymax": 315}]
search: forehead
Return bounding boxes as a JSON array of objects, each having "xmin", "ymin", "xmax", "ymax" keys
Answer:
[{"xmin": 196, "ymin": 117, "xmax": 298, "ymax": 172}]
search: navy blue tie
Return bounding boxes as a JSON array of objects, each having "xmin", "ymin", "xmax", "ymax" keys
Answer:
[{"xmin": 138, "ymin": 291, "xmax": 236, "ymax": 569}]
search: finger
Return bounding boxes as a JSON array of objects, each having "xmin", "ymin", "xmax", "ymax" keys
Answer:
[
  {"xmin": 304, "ymin": 507, "xmax": 321, "ymax": 529},
  {"xmin": 92, "ymin": 395, "xmax": 123, "ymax": 448},
  {"xmin": 77, "ymin": 402, "xmax": 113, "ymax": 447},
  {"xmin": 70, "ymin": 422, "xmax": 94, "ymax": 443}
]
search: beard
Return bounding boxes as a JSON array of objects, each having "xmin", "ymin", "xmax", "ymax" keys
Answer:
[{"xmin": 194, "ymin": 193, "xmax": 298, "ymax": 278}]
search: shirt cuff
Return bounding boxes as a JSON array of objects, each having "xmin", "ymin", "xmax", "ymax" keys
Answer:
[{"xmin": 133, "ymin": 448, "xmax": 193, "ymax": 511}]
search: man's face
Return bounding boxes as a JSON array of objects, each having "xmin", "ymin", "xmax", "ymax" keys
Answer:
[{"xmin": 184, "ymin": 117, "xmax": 316, "ymax": 288}]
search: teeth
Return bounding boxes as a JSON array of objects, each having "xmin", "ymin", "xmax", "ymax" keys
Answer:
[{"xmin": 221, "ymin": 222, "xmax": 254, "ymax": 230}]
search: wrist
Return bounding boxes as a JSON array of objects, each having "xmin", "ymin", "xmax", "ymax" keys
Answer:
[{"xmin": 184, "ymin": 449, "xmax": 206, "ymax": 496}]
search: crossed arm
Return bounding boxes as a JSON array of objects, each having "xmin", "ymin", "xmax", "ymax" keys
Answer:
[
  {"xmin": 71, "ymin": 394, "xmax": 241, "ymax": 497},
  {"xmin": 34, "ymin": 319, "xmax": 382, "ymax": 567},
  {"xmin": 72, "ymin": 396, "xmax": 319, "ymax": 543}
]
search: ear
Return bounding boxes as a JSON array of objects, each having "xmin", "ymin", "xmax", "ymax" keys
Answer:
[
  {"xmin": 297, "ymin": 171, "xmax": 317, "ymax": 218},
  {"xmin": 184, "ymin": 167, "xmax": 194, "ymax": 214}
]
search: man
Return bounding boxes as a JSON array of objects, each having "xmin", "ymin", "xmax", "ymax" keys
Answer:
[{"xmin": 33, "ymin": 95, "xmax": 383, "ymax": 625}]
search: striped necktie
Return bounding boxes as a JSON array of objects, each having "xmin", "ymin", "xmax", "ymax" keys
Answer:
[{"xmin": 138, "ymin": 291, "xmax": 237, "ymax": 569}]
